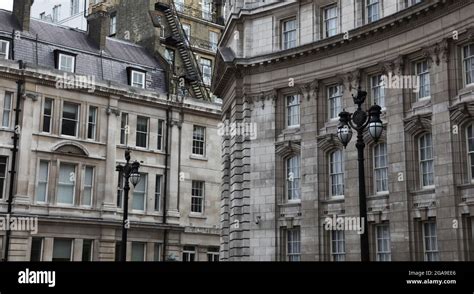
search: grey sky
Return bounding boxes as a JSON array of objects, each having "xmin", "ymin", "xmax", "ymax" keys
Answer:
[{"xmin": 0, "ymin": 0, "xmax": 13, "ymax": 11}]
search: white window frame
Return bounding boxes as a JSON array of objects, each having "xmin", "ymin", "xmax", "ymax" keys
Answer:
[
  {"xmin": 131, "ymin": 242, "xmax": 146, "ymax": 261},
  {"xmin": 375, "ymin": 224, "xmax": 391, "ymax": 261},
  {"xmin": 419, "ymin": 133, "xmax": 434, "ymax": 188},
  {"xmin": 192, "ymin": 125, "xmax": 206, "ymax": 156},
  {"xmin": 0, "ymin": 40, "xmax": 10, "ymax": 59},
  {"xmin": 157, "ymin": 119, "xmax": 164, "ymax": 151},
  {"xmin": 331, "ymin": 230, "xmax": 345, "ymax": 261},
  {"xmin": 423, "ymin": 221, "xmax": 439, "ymax": 261},
  {"xmin": 287, "ymin": 228, "xmax": 301, "ymax": 262},
  {"xmin": 2, "ymin": 91, "xmax": 13, "ymax": 128},
  {"xmin": 182, "ymin": 246, "xmax": 196, "ymax": 262},
  {"xmin": 282, "ymin": 18, "xmax": 297, "ymax": 50},
  {"xmin": 182, "ymin": 24, "xmax": 191, "ymax": 41},
  {"xmin": 57, "ymin": 162, "xmax": 76, "ymax": 206},
  {"xmin": 82, "ymin": 239, "xmax": 94, "ymax": 262},
  {"xmin": 414, "ymin": 60, "xmax": 431, "ymax": 100},
  {"xmin": 36, "ymin": 160, "xmax": 49, "ymax": 203},
  {"xmin": 61, "ymin": 101, "xmax": 80, "ymax": 137},
  {"xmin": 132, "ymin": 173, "xmax": 147, "ymax": 212},
  {"xmin": 191, "ymin": 180, "xmax": 204, "ymax": 214},
  {"xmin": 329, "ymin": 149, "xmax": 344, "ymax": 198},
  {"xmin": 371, "ymin": 74, "xmax": 385, "ymax": 108},
  {"xmin": 373, "ymin": 143, "xmax": 388, "ymax": 194},
  {"xmin": 110, "ymin": 13, "xmax": 117, "ymax": 35},
  {"xmin": 366, "ymin": 0, "xmax": 380, "ymax": 23},
  {"xmin": 42, "ymin": 98, "xmax": 54, "ymax": 133},
  {"xmin": 207, "ymin": 247, "xmax": 219, "ymax": 262},
  {"xmin": 467, "ymin": 124, "xmax": 474, "ymax": 182},
  {"xmin": 328, "ymin": 85, "xmax": 342, "ymax": 120},
  {"xmin": 136, "ymin": 116, "xmax": 149, "ymax": 149},
  {"xmin": 58, "ymin": 53, "xmax": 75, "ymax": 73},
  {"xmin": 200, "ymin": 58, "xmax": 212, "ymax": 86},
  {"xmin": 286, "ymin": 155, "xmax": 301, "ymax": 201},
  {"xmin": 462, "ymin": 43, "xmax": 474, "ymax": 87},
  {"xmin": 120, "ymin": 112, "xmax": 128, "ymax": 145},
  {"xmin": 87, "ymin": 106, "xmax": 98, "ymax": 140},
  {"xmin": 209, "ymin": 31, "xmax": 218, "ymax": 51},
  {"xmin": 286, "ymin": 94, "xmax": 300, "ymax": 128},
  {"xmin": 0, "ymin": 156, "xmax": 8, "ymax": 200},
  {"xmin": 82, "ymin": 166, "xmax": 94, "ymax": 207},
  {"xmin": 324, "ymin": 4, "xmax": 338, "ymax": 38},
  {"xmin": 131, "ymin": 70, "xmax": 145, "ymax": 89}
]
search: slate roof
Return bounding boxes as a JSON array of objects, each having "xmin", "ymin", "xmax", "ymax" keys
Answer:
[{"xmin": 0, "ymin": 9, "xmax": 166, "ymax": 92}]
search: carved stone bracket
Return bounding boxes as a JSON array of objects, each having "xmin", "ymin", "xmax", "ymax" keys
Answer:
[
  {"xmin": 317, "ymin": 133, "xmax": 343, "ymax": 153},
  {"xmin": 449, "ymin": 102, "xmax": 474, "ymax": 126},
  {"xmin": 275, "ymin": 140, "xmax": 301, "ymax": 159},
  {"xmin": 422, "ymin": 38, "xmax": 449, "ymax": 68},
  {"xmin": 296, "ymin": 79, "xmax": 320, "ymax": 101},
  {"xmin": 403, "ymin": 113, "xmax": 432, "ymax": 136}
]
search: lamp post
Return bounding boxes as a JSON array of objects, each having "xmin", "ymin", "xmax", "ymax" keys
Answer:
[
  {"xmin": 336, "ymin": 87, "xmax": 383, "ymax": 262},
  {"xmin": 116, "ymin": 149, "xmax": 141, "ymax": 262}
]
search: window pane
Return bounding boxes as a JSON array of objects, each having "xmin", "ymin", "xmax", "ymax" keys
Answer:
[
  {"xmin": 192, "ymin": 126, "xmax": 205, "ymax": 155},
  {"xmin": 30, "ymin": 238, "xmax": 43, "ymax": 261},
  {"xmin": 58, "ymin": 163, "xmax": 75, "ymax": 204},
  {"xmin": 136, "ymin": 116, "xmax": 148, "ymax": 148},
  {"xmin": 82, "ymin": 240, "xmax": 93, "ymax": 261},
  {"xmin": 131, "ymin": 242, "xmax": 145, "ymax": 261},
  {"xmin": 83, "ymin": 166, "xmax": 93, "ymax": 206},
  {"xmin": 43, "ymin": 99, "xmax": 53, "ymax": 132},
  {"xmin": 191, "ymin": 181, "xmax": 204, "ymax": 213},
  {"xmin": 132, "ymin": 173, "xmax": 146, "ymax": 211},
  {"xmin": 0, "ymin": 156, "xmax": 6, "ymax": 199},
  {"xmin": 53, "ymin": 239, "xmax": 72, "ymax": 261},
  {"xmin": 62, "ymin": 102, "xmax": 79, "ymax": 136},
  {"xmin": 87, "ymin": 106, "xmax": 97, "ymax": 140},
  {"xmin": 37, "ymin": 161, "xmax": 49, "ymax": 202}
]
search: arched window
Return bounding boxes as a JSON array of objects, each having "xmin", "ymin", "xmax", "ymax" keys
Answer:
[
  {"xmin": 419, "ymin": 133, "xmax": 434, "ymax": 187},
  {"xmin": 286, "ymin": 155, "xmax": 301, "ymax": 200},
  {"xmin": 373, "ymin": 143, "xmax": 388, "ymax": 193},
  {"xmin": 329, "ymin": 149, "xmax": 344, "ymax": 197}
]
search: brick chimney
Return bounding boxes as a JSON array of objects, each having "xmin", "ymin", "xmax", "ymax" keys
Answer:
[
  {"xmin": 87, "ymin": 3, "xmax": 110, "ymax": 50},
  {"xmin": 13, "ymin": 0, "xmax": 34, "ymax": 31}
]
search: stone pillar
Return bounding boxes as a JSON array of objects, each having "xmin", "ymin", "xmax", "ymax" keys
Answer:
[
  {"xmin": 43, "ymin": 237, "xmax": 54, "ymax": 261},
  {"xmin": 73, "ymin": 239, "xmax": 83, "ymax": 261},
  {"xmin": 167, "ymin": 110, "xmax": 181, "ymax": 221}
]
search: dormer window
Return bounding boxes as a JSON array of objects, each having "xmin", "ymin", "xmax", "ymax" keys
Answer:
[
  {"xmin": 127, "ymin": 67, "xmax": 146, "ymax": 89},
  {"xmin": 55, "ymin": 50, "xmax": 76, "ymax": 73},
  {"xmin": 0, "ymin": 40, "xmax": 10, "ymax": 60}
]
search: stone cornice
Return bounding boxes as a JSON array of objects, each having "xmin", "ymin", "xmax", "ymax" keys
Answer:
[{"xmin": 403, "ymin": 113, "xmax": 432, "ymax": 136}]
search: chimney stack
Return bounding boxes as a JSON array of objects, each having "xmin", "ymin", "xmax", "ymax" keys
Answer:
[
  {"xmin": 87, "ymin": 3, "xmax": 111, "ymax": 50},
  {"xmin": 13, "ymin": 0, "xmax": 34, "ymax": 31}
]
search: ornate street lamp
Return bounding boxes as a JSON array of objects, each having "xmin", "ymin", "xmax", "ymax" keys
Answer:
[
  {"xmin": 116, "ymin": 149, "xmax": 141, "ymax": 262},
  {"xmin": 336, "ymin": 87, "xmax": 383, "ymax": 262}
]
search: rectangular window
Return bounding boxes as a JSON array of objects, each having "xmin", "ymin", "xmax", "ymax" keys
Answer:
[
  {"xmin": 42, "ymin": 98, "xmax": 53, "ymax": 133},
  {"xmin": 463, "ymin": 44, "xmax": 474, "ymax": 86},
  {"xmin": 132, "ymin": 173, "xmax": 147, "ymax": 211},
  {"xmin": 331, "ymin": 230, "xmax": 345, "ymax": 261},
  {"xmin": 367, "ymin": 0, "xmax": 379, "ymax": 23},
  {"xmin": 202, "ymin": 0, "xmax": 212, "ymax": 21},
  {"xmin": 376, "ymin": 224, "xmax": 391, "ymax": 261},
  {"xmin": 82, "ymin": 239, "xmax": 93, "ymax": 262},
  {"xmin": 154, "ymin": 243, "xmax": 162, "ymax": 261},
  {"xmin": 192, "ymin": 126, "xmax": 206, "ymax": 156},
  {"xmin": 0, "ymin": 40, "xmax": 10, "ymax": 59},
  {"xmin": 415, "ymin": 60, "xmax": 430, "ymax": 99},
  {"xmin": 419, "ymin": 133, "xmax": 434, "ymax": 187},
  {"xmin": 0, "ymin": 156, "xmax": 6, "ymax": 200},
  {"xmin": 30, "ymin": 237, "xmax": 43, "ymax": 261},
  {"xmin": 282, "ymin": 18, "xmax": 297, "ymax": 50},
  {"xmin": 371, "ymin": 74, "xmax": 385, "ymax": 108},
  {"xmin": 164, "ymin": 48, "xmax": 175, "ymax": 67},
  {"xmin": 120, "ymin": 113, "xmax": 128, "ymax": 145},
  {"xmin": 209, "ymin": 31, "xmax": 218, "ymax": 51},
  {"xmin": 286, "ymin": 94, "xmax": 300, "ymax": 127},
  {"xmin": 182, "ymin": 246, "xmax": 196, "ymax": 262},
  {"xmin": 70, "ymin": 0, "xmax": 79, "ymax": 15},
  {"xmin": 2, "ymin": 91, "xmax": 13, "ymax": 128},
  {"xmin": 328, "ymin": 85, "xmax": 342, "ymax": 119},
  {"xmin": 117, "ymin": 170, "xmax": 124, "ymax": 208},
  {"xmin": 423, "ymin": 221, "xmax": 439, "ymax": 261},
  {"xmin": 287, "ymin": 155, "xmax": 300, "ymax": 201},
  {"xmin": 200, "ymin": 58, "xmax": 212, "ymax": 86},
  {"xmin": 36, "ymin": 160, "xmax": 49, "ymax": 203},
  {"xmin": 207, "ymin": 247, "xmax": 219, "ymax": 262},
  {"xmin": 324, "ymin": 5, "xmax": 338, "ymax": 38},
  {"xmin": 131, "ymin": 242, "xmax": 146, "ymax": 261},
  {"xmin": 330, "ymin": 150, "xmax": 344, "ymax": 197},
  {"xmin": 191, "ymin": 180, "xmax": 204, "ymax": 213},
  {"xmin": 52, "ymin": 239, "xmax": 73, "ymax": 262},
  {"xmin": 83, "ymin": 166, "xmax": 94, "ymax": 206},
  {"xmin": 58, "ymin": 53, "xmax": 75, "ymax": 73},
  {"xmin": 58, "ymin": 163, "xmax": 76, "ymax": 205},
  {"xmin": 110, "ymin": 13, "xmax": 117, "ymax": 35},
  {"xmin": 155, "ymin": 175, "xmax": 162, "ymax": 211},
  {"xmin": 157, "ymin": 119, "xmax": 164, "ymax": 151},
  {"xmin": 115, "ymin": 242, "xmax": 122, "ymax": 261},
  {"xmin": 182, "ymin": 24, "xmax": 191, "ymax": 40},
  {"xmin": 61, "ymin": 102, "xmax": 80, "ymax": 137},
  {"xmin": 87, "ymin": 106, "xmax": 98, "ymax": 140},
  {"xmin": 405, "ymin": 0, "xmax": 421, "ymax": 8},
  {"xmin": 374, "ymin": 143, "xmax": 388, "ymax": 193},
  {"xmin": 136, "ymin": 116, "xmax": 149, "ymax": 148},
  {"xmin": 467, "ymin": 125, "xmax": 474, "ymax": 181},
  {"xmin": 131, "ymin": 71, "xmax": 145, "ymax": 88},
  {"xmin": 287, "ymin": 228, "xmax": 301, "ymax": 262}
]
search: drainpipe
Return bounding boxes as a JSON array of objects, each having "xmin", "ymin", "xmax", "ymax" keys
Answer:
[
  {"xmin": 3, "ymin": 60, "xmax": 25, "ymax": 262},
  {"xmin": 162, "ymin": 62, "xmax": 172, "ymax": 261}
]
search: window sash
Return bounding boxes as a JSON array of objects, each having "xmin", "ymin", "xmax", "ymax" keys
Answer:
[
  {"xmin": 467, "ymin": 125, "xmax": 474, "ymax": 180},
  {"xmin": 61, "ymin": 102, "xmax": 79, "ymax": 137},
  {"xmin": 30, "ymin": 237, "xmax": 43, "ymax": 261},
  {"xmin": 131, "ymin": 242, "xmax": 146, "ymax": 261},
  {"xmin": 37, "ymin": 160, "xmax": 49, "ymax": 203},
  {"xmin": 120, "ymin": 113, "xmax": 128, "ymax": 145},
  {"xmin": 374, "ymin": 143, "xmax": 388, "ymax": 193},
  {"xmin": 157, "ymin": 119, "xmax": 164, "ymax": 151},
  {"xmin": 419, "ymin": 134, "xmax": 434, "ymax": 187},
  {"xmin": 415, "ymin": 60, "xmax": 431, "ymax": 99},
  {"xmin": 43, "ymin": 98, "xmax": 53, "ymax": 133},
  {"xmin": 463, "ymin": 44, "xmax": 474, "ymax": 85},
  {"xmin": 287, "ymin": 228, "xmax": 301, "ymax": 261},
  {"xmin": 367, "ymin": 0, "xmax": 379, "ymax": 23},
  {"xmin": 131, "ymin": 71, "xmax": 145, "ymax": 88},
  {"xmin": 287, "ymin": 156, "xmax": 301, "ymax": 200},
  {"xmin": 375, "ymin": 224, "xmax": 391, "ymax": 261},
  {"xmin": 70, "ymin": 0, "xmax": 79, "ymax": 15},
  {"xmin": 52, "ymin": 239, "xmax": 73, "ymax": 261},
  {"xmin": 58, "ymin": 163, "xmax": 76, "ymax": 205},
  {"xmin": 282, "ymin": 19, "xmax": 297, "ymax": 49},
  {"xmin": 209, "ymin": 32, "xmax": 218, "ymax": 51},
  {"xmin": 155, "ymin": 175, "xmax": 162, "ymax": 211},
  {"xmin": 82, "ymin": 240, "xmax": 93, "ymax": 261},
  {"xmin": 87, "ymin": 106, "xmax": 98, "ymax": 140},
  {"xmin": 0, "ymin": 40, "xmax": 9, "ymax": 59},
  {"xmin": 191, "ymin": 181, "xmax": 204, "ymax": 213},
  {"xmin": 423, "ymin": 222, "xmax": 439, "ymax": 261},
  {"xmin": 110, "ymin": 15, "xmax": 117, "ymax": 35},
  {"xmin": 328, "ymin": 85, "xmax": 342, "ymax": 119},
  {"xmin": 371, "ymin": 75, "xmax": 385, "ymax": 107},
  {"xmin": 0, "ymin": 156, "xmax": 7, "ymax": 200},
  {"xmin": 286, "ymin": 95, "xmax": 300, "ymax": 127},
  {"xmin": 2, "ymin": 91, "xmax": 12, "ymax": 128},
  {"xmin": 136, "ymin": 116, "xmax": 149, "ymax": 148},
  {"xmin": 324, "ymin": 5, "xmax": 338, "ymax": 37},
  {"xmin": 330, "ymin": 150, "xmax": 344, "ymax": 197},
  {"xmin": 59, "ymin": 54, "xmax": 75, "ymax": 73},
  {"xmin": 183, "ymin": 247, "xmax": 196, "ymax": 262},
  {"xmin": 192, "ymin": 126, "xmax": 205, "ymax": 155},
  {"xmin": 83, "ymin": 166, "xmax": 94, "ymax": 206},
  {"xmin": 132, "ymin": 173, "xmax": 147, "ymax": 211},
  {"xmin": 331, "ymin": 230, "xmax": 345, "ymax": 261}
]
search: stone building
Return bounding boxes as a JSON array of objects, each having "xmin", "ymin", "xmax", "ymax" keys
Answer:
[
  {"xmin": 0, "ymin": 0, "xmax": 221, "ymax": 261},
  {"xmin": 213, "ymin": 0, "xmax": 474, "ymax": 261},
  {"xmin": 31, "ymin": 0, "xmax": 91, "ymax": 30}
]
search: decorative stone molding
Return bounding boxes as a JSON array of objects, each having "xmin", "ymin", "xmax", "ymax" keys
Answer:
[
  {"xmin": 52, "ymin": 141, "xmax": 89, "ymax": 157},
  {"xmin": 403, "ymin": 113, "xmax": 432, "ymax": 136},
  {"xmin": 378, "ymin": 56, "xmax": 404, "ymax": 76},
  {"xmin": 106, "ymin": 106, "xmax": 120, "ymax": 116},
  {"xmin": 422, "ymin": 38, "xmax": 449, "ymax": 68},
  {"xmin": 245, "ymin": 89, "xmax": 277, "ymax": 109},
  {"xmin": 465, "ymin": 26, "xmax": 474, "ymax": 41},
  {"xmin": 317, "ymin": 133, "xmax": 343, "ymax": 153},
  {"xmin": 449, "ymin": 102, "xmax": 474, "ymax": 126},
  {"xmin": 296, "ymin": 79, "xmax": 320, "ymax": 101},
  {"xmin": 275, "ymin": 140, "xmax": 301, "ymax": 159}
]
